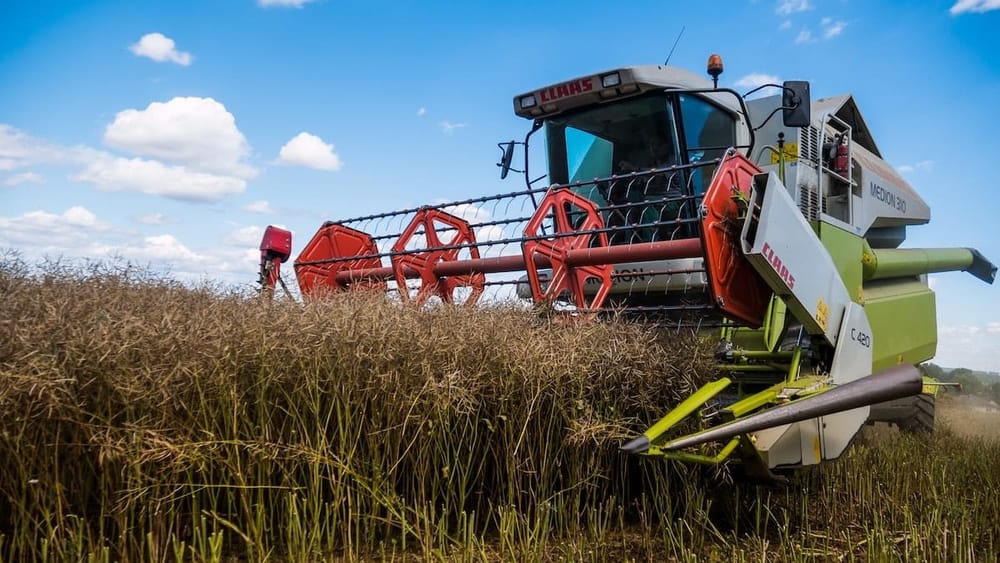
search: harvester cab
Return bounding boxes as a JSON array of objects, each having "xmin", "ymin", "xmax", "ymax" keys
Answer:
[{"xmin": 259, "ymin": 55, "xmax": 996, "ymax": 480}]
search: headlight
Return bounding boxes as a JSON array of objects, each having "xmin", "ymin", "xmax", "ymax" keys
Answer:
[{"xmin": 601, "ymin": 73, "xmax": 621, "ymax": 88}]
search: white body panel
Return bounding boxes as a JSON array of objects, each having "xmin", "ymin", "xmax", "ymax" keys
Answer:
[
  {"xmin": 755, "ymin": 300, "xmax": 876, "ymax": 468},
  {"xmin": 748, "ymin": 94, "xmax": 930, "ymax": 242},
  {"xmin": 752, "ymin": 418, "xmax": 823, "ymax": 469},
  {"xmin": 854, "ymin": 144, "xmax": 931, "ymax": 232},
  {"xmin": 752, "ymin": 423, "xmax": 801, "ymax": 467},
  {"xmin": 589, "ymin": 258, "xmax": 707, "ymax": 294},
  {"xmin": 740, "ymin": 173, "xmax": 851, "ymax": 345},
  {"xmin": 517, "ymin": 258, "xmax": 708, "ymax": 298},
  {"xmin": 819, "ymin": 302, "xmax": 875, "ymax": 461}
]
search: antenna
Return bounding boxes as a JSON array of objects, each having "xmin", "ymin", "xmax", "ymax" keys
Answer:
[{"xmin": 663, "ymin": 26, "xmax": 685, "ymax": 65}]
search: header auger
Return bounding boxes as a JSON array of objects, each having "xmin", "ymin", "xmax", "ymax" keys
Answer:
[{"xmin": 258, "ymin": 55, "xmax": 996, "ymax": 480}]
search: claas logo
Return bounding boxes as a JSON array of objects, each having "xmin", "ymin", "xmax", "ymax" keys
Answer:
[
  {"xmin": 762, "ymin": 242, "xmax": 796, "ymax": 290},
  {"xmin": 537, "ymin": 78, "xmax": 594, "ymax": 103}
]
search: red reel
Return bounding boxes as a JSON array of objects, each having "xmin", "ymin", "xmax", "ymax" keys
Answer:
[
  {"xmin": 522, "ymin": 188, "xmax": 612, "ymax": 316},
  {"xmin": 390, "ymin": 208, "xmax": 485, "ymax": 306},
  {"xmin": 295, "ymin": 224, "xmax": 385, "ymax": 296},
  {"xmin": 699, "ymin": 151, "xmax": 772, "ymax": 327}
]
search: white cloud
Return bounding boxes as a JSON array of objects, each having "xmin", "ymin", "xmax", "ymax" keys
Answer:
[
  {"xmin": 103, "ymin": 97, "xmax": 255, "ymax": 178},
  {"xmin": 134, "ymin": 212, "xmax": 168, "ymax": 225},
  {"xmin": 2, "ymin": 123, "xmax": 250, "ymax": 202},
  {"xmin": 794, "ymin": 29, "xmax": 814, "ymax": 44},
  {"xmin": 441, "ymin": 202, "xmax": 491, "ymax": 223},
  {"xmin": 63, "ymin": 206, "xmax": 105, "ymax": 228},
  {"xmin": 475, "ymin": 225, "xmax": 506, "ymax": 243},
  {"xmin": 940, "ymin": 324, "xmax": 981, "ymax": 336},
  {"xmin": 259, "ymin": 0, "xmax": 317, "ymax": 7},
  {"xmin": 0, "ymin": 124, "xmax": 66, "ymax": 170},
  {"xmin": 72, "ymin": 155, "xmax": 246, "ymax": 201},
  {"xmin": 3, "ymin": 172, "xmax": 45, "ymax": 186},
  {"xmin": 0, "ymin": 206, "xmax": 264, "ymax": 287},
  {"xmin": 896, "ymin": 160, "xmax": 934, "ymax": 173},
  {"xmin": 129, "ymin": 33, "xmax": 193, "ymax": 66},
  {"xmin": 243, "ymin": 200, "xmax": 276, "ymax": 215},
  {"xmin": 779, "ymin": 20, "xmax": 792, "ymax": 30},
  {"xmin": 777, "ymin": 0, "xmax": 810, "ymax": 16},
  {"xmin": 108, "ymin": 238, "xmax": 260, "ymax": 285},
  {"xmin": 440, "ymin": 121, "xmax": 466, "ymax": 135},
  {"xmin": 225, "ymin": 225, "xmax": 264, "ymax": 246},
  {"xmin": 822, "ymin": 19, "xmax": 847, "ymax": 38},
  {"xmin": 277, "ymin": 132, "xmax": 343, "ymax": 171},
  {"xmin": 935, "ymin": 322, "xmax": 1000, "ymax": 372},
  {"xmin": 244, "ymin": 200, "xmax": 276, "ymax": 214},
  {"xmin": 417, "ymin": 107, "xmax": 427, "ymax": 117},
  {"xmin": 0, "ymin": 206, "xmax": 111, "ymax": 249},
  {"xmin": 120, "ymin": 234, "xmax": 208, "ymax": 263},
  {"xmin": 734, "ymin": 73, "xmax": 781, "ymax": 91},
  {"xmin": 950, "ymin": 0, "xmax": 1000, "ymax": 15}
]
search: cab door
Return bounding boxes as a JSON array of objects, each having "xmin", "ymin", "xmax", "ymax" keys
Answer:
[{"xmin": 677, "ymin": 94, "xmax": 737, "ymax": 194}]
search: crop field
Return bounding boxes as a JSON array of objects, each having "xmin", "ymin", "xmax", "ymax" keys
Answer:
[{"xmin": 1, "ymin": 257, "xmax": 998, "ymax": 562}]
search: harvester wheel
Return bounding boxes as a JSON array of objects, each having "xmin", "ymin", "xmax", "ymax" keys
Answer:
[
  {"xmin": 897, "ymin": 394, "xmax": 935, "ymax": 434},
  {"xmin": 868, "ymin": 393, "xmax": 935, "ymax": 434}
]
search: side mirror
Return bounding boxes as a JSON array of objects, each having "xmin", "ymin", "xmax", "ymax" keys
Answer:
[
  {"xmin": 782, "ymin": 81, "xmax": 811, "ymax": 128},
  {"xmin": 498, "ymin": 141, "xmax": 516, "ymax": 179}
]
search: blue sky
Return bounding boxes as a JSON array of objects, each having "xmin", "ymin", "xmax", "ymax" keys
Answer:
[{"xmin": 1, "ymin": 0, "xmax": 998, "ymax": 371}]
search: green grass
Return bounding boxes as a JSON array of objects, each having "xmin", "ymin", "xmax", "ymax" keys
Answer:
[{"xmin": 0, "ymin": 255, "xmax": 997, "ymax": 562}]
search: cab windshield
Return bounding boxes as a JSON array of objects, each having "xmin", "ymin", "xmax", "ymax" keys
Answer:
[{"xmin": 544, "ymin": 92, "xmax": 737, "ymax": 196}]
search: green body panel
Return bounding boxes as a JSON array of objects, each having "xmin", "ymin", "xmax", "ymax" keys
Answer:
[
  {"xmin": 640, "ymin": 377, "xmax": 732, "ymax": 443},
  {"xmin": 862, "ymin": 246, "xmax": 976, "ymax": 280},
  {"xmin": 657, "ymin": 437, "xmax": 740, "ymax": 464},
  {"xmin": 637, "ymin": 212, "xmax": 969, "ymax": 470},
  {"xmin": 861, "ymin": 279, "xmax": 937, "ymax": 372},
  {"xmin": 783, "ymin": 222, "xmax": 940, "ymax": 373},
  {"xmin": 726, "ymin": 298, "xmax": 789, "ymax": 353},
  {"xmin": 724, "ymin": 372, "xmax": 823, "ymax": 419},
  {"xmin": 818, "ymin": 222, "xmax": 864, "ymax": 304},
  {"xmin": 716, "ymin": 222, "xmax": 940, "ymax": 390},
  {"xmin": 639, "ymin": 370, "xmax": 826, "ymax": 463}
]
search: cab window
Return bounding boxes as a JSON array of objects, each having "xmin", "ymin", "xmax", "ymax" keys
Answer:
[
  {"xmin": 558, "ymin": 126, "xmax": 614, "ymax": 207},
  {"xmin": 544, "ymin": 94, "xmax": 680, "ymax": 188},
  {"xmin": 679, "ymin": 94, "xmax": 736, "ymax": 193},
  {"xmin": 566, "ymin": 127, "xmax": 613, "ymax": 184}
]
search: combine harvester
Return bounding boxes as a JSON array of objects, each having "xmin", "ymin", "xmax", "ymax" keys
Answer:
[{"xmin": 258, "ymin": 56, "xmax": 995, "ymax": 480}]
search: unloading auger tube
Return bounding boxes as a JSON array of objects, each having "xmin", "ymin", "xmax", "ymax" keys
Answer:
[{"xmin": 257, "ymin": 57, "xmax": 996, "ymax": 478}]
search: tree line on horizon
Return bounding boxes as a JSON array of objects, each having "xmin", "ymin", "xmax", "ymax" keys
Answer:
[{"xmin": 922, "ymin": 362, "xmax": 1000, "ymax": 405}]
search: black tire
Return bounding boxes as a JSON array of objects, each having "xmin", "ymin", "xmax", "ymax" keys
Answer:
[
  {"xmin": 868, "ymin": 393, "xmax": 935, "ymax": 433},
  {"xmin": 897, "ymin": 394, "xmax": 935, "ymax": 434}
]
